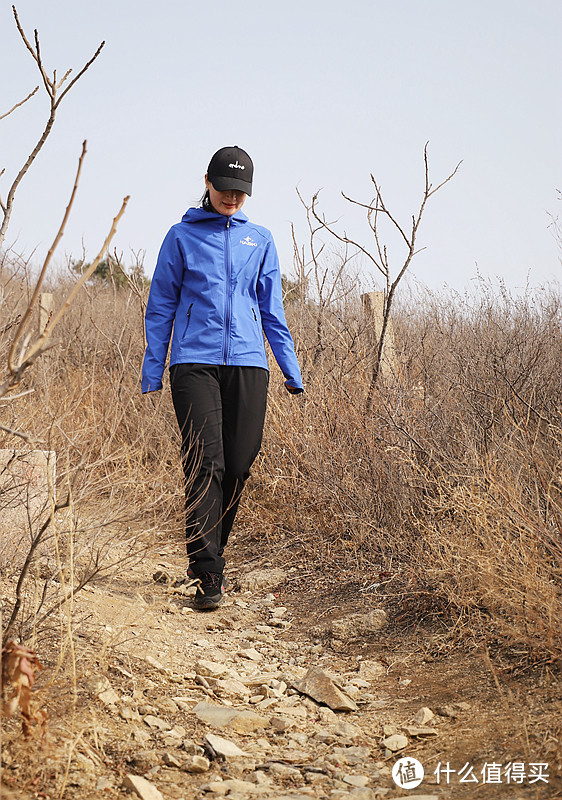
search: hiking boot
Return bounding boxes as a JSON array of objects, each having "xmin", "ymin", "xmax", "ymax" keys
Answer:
[
  {"xmin": 193, "ymin": 571, "xmax": 226, "ymax": 610},
  {"xmin": 178, "ymin": 566, "xmax": 229, "ymax": 589}
]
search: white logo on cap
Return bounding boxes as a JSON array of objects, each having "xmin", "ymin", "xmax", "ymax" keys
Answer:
[{"xmin": 229, "ymin": 161, "xmax": 245, "ymax": 170}]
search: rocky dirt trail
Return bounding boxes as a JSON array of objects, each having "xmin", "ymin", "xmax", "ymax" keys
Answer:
[{"xmin": 2, "ymin": 541, "xmax": 560, "ymax": 800}]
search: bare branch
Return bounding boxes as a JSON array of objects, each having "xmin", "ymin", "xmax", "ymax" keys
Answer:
[
  {"xmin": 26, "ymin": 194, "xmax": 130, "ymax": 362},
  {"xmin": 8, "ymin": 141, "xmax": 88, "ymax": 373},
  {"xmin": 55, "ymin": 41, "xmax": 105, "ymax": 107},
  {"xmin": 0, "ymin": 389, "xmax": 34, "ymax": 402},
  {"xmin": 0, "ymin": 421, "xmax": 38, "ymax": 446},
  {"xmin": 0, "ymin": 8, "xmax": 105, "ymax": 249},
  {"xmin": 33, "ymin": 26, "xmax": 53, "ymax": 94},
  {"xmin": 0, "ymin": 86, "xmax": 39, "ymax": 122},
  {"xmin": 55, "ymin": 68, "xmax": 72, "ymax": 91}
]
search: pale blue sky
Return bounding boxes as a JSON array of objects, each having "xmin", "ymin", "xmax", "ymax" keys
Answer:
[{"xmin": 1, "ymin": 0, "xmax": 561, "ymax": 292}]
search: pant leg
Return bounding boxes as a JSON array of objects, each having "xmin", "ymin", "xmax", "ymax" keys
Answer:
[
  {"xmin": 170, "ymin": 364, "xmax": 226, "ymax": 575},
  {"xmin": 218, "ymin": 367, "xmax": 269, "ymax": 557}
]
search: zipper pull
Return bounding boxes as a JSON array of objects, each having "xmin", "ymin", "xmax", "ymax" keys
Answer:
[{"xmin": 226, "ymin": 217, "xmax": 230, "ymax": 228}]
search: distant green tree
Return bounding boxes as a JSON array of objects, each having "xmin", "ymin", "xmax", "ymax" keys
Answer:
[
  {"xmin": 72, "ymin": 257, "xmax": 149, "ymax": 289},
  {"xmin": 281, "ymin": 274, "xmax": 301, "ymax": 306}
]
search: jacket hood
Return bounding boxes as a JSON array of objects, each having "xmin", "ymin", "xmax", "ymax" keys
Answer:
[{"xmin": 181, "ymin": 207, "xmax": 249, "ymax": 225}]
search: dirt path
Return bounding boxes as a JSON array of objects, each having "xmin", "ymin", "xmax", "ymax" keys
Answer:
[{"xmin": 2, "ymin": 537, "xmax": 561, "ymax": 800}]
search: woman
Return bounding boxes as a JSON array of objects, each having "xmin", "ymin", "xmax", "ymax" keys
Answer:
[{"xmin": 142, "ymin": 146, "xmax": 303, "ymax": 609}]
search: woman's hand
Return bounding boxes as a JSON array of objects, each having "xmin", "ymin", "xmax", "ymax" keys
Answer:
[{"xmin": 284, "ymin": 381, "xmax": 303, "ymax": 395}]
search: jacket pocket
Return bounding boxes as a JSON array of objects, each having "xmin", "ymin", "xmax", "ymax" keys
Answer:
[{"xmin": 182, "ymin": 303, "xmax": 194, "ymax": 340}]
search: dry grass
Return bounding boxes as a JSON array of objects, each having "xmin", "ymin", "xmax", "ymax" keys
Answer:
[
  {"xmin": 245, "ymin": 276, "xmax": 562, "ymax": 662},
  {"xmin": 1, "ymin": 253, "xmax": 561, "ymax": 664}
]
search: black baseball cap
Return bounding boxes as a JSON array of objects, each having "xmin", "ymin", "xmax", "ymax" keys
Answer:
[{"xmin": 207, "ymin": 146, "xmax": 253, "ymax": 196}]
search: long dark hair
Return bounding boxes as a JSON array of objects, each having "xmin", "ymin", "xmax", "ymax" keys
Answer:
[{"xmin": 200, "ymin": 189, "xmax": 216, "ymax": 212}]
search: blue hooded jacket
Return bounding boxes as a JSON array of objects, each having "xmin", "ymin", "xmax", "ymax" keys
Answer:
[{"xmin": 141, "ymin": 207, "xmax": 303, "ymax": 393}]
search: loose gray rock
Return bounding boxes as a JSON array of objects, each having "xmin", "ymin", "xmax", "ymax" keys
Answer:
[
  {"xmin": 195, "ymin": 659, "xmax": 228, "ymax": 678},
  {"xmin": 267, "ymin": 762, "xmax": 303, "ymax": 778},
  {"xmin": 403, "ymin": 725, "xmax": 438, "ymax": 737},
  {"xmin": 382, "ymin": 733, "xmax": 408, "ymax": 751},
  {"xmin": 343, "ymin": 774, "xmax": 370, "ymax": 787},
  {"xmin": 182, "ymin": 755, "xmax": 210, "ymax": 773},
  {"xmin": 292, "ymin": 667, "xmax": 358, "ymax": 712},
  {"xmin": 205, "ymin": 733, "xmax": 250, "ymax": 758},
  {"xmin": 143, "ymin": 715, "xmax": 171, "ymax": 731},
  {"xmin": 412, "ymin": 706, "xmax": 434, "ymax": 725},
  {"xmin": 358, "ymin": 659, "xmax": 386, "ymax": 680},
  {"xmin": 330, "ymin": 610, "xmax": 387, "ymax": 639},
  {"xmin": 238, "ymin": 568, "xmax": 287, "ymax": 591},
  {"xmin": 193, "ymin": 701, "xmax": 269, "ymax": 733},
  {"xmin": 87, "ymin": 676, "xmax": 120, "ymax": 706},
  {"xmin": 122, "ymin": 774, "xmax": 165, "ymax": 800}
]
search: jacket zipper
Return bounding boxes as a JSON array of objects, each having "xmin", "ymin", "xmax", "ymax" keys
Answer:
[
  {"xmin": 222, "ymin": 216, "xmax": 231, "ymax": 364},
  {"xmin": 185, "ymin": 303, "xmax": 193, "ymax": 336}
]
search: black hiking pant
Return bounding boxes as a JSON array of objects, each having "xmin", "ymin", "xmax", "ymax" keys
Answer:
[{"xmin": 170, "ymin": 364, "xmax": 269, "ymax": 576}]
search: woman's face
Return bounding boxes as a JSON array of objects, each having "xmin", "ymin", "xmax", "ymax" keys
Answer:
[{"xmin": 205, "ymin": 176, "xmax": 247, "ymax": 216}]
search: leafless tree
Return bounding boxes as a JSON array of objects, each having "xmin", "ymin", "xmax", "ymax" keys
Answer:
[
  {"xmin": 0, "ymin": 6, "xmax": 104, "ymax": 250},
  {"xmin": 310, "ymin": 144, "xmax": 460, "ymax": 411}
]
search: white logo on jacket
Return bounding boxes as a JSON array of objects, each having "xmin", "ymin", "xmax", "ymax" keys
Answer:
[{"xmin": 240, "ymin": 236, "xmax": 258, "ymax": 247}]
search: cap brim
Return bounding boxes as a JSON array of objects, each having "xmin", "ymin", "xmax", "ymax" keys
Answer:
[{"xmin": 209, "ymin": 176, "xmax": 252, "ymax": 197}]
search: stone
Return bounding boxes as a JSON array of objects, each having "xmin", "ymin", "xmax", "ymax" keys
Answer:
[
  {"xmin": 412, "ymin": 706, "xmax": 434, "ymax": 725},
  {"xmin": 382, "ymin": 734, "xmax": 408, "ymax": 751},
  {"xmin": 87, "ymin": 676, "xmax": 120, "ymax": 706},
  {"xmin": 341, "ymin": 790, "xmax": 375, "ymax": 800},
  {"xmin": 193, "ymin": 702, "xmax": 269, "ymax": 733},
  {"xmin": 436, "ymin": 704, "xmax": 458, "ymax": 718},
  {"xmin": 122, "ymin": 774, "xmax": 165, "ymax": 800},
  {"xmin": 214, "ymin": 678, "xmax": 251, "ymax": 698},
  {"xmin": 144, "ymin": 656, "xmax": 171, "ymax": 676},
  {"xmin": 332, "ymin": 746, "xmax": 371, "ymax": 765},
  {"xmin": 158, "ymin": 697, "xmax": 178, "ymax": 713},
  {"xmin": 213, "ymin": 778, "xmax": 264, "ymax": 794},
  {"xmin": 205, "ymin": 733, "xmax": 250, "ymax": 758},
  {"xmin": 201, "ymin": 781, "xmax": 228, "ymax": 795},
  {"xmin": 270, "ymin": 716, "xmax": 292, "ymax": 732},
  {"xmin": 330, "ymin": 610, "xmax": 387, "ymax": 639},
  {"xmin": 120, "ymin": 706, "xmax": 140, "ymax": 722},
  {"xmin": 403, "ymin": 726, "xmax": 438, "ymax": 737},
  {"xmin": 0, "ymin": 450, "xmax": 56, "ymax": 552},
  {"xmin": 95, "ymin": 777, "xmax": 114, "ymax": 791},
  {"xmin": 196, "ymin": 659, "xmax": 228, "ymax": 678},
  {"xmin": 268, "ymin": 763, "xmax": 302, "ymax": 778},
  {"xmin": 334, "ymin": 719, "xmax": 363, "ymax": 739},
  {"xmin": 292, "ymin": 667, "xmax": 358, "ymax": 712},
  {"xmin": 238, "ymin": 568, "xmax": 287, "ymax": 591},
  {"xmin": 288, "ymin": 731, "xmax": 309, "ymax": 747},
  {"xmin": 236, "ymin": 646, "xmax": 263, "ymax": 661},
  {"xmin": 183, "ymin": 755, "xmax": 210, "ymax": 773},
  {"xmin": 358, "ymin": 660, "xmax": 386, "ymax": 680},
  {"xmin": 143, "ymin": 715, "xmax": 171, "ymax": 731},
  {"xmin": 162, "ymin": 753, "xmax": 182, "ymax": 768},
  {"xmin": 172, "ymin": 697, "xmax": 192, "ymax": 712},
  {"xmin": 252, "ymin": 770, "xmax": 271, "ymax": 785},
  {"xmin": 347, "ymin": 677, "xmax": 370, "ymax": 689},
  {"xmin": 131, "ymin": 729, "xmax": 152, "ymax": 745},
  {"xmin": 343, "ymin": 775, "xmax": 370, "ymax": 787}
]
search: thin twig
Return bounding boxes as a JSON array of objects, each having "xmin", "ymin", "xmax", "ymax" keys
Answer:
[{"xmin": 0, "ymin": 86, "xmax": 39, "ymax": 121}]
